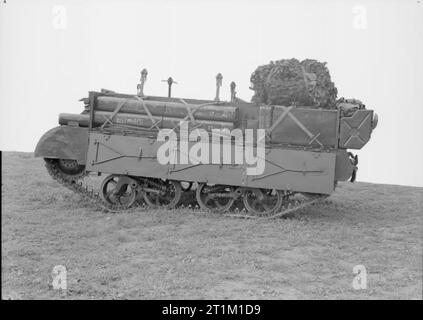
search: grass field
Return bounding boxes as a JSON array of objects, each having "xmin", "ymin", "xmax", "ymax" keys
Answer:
[{"xmin": 1, "ymin": 151, "xmax": 422, "ymax": 299}]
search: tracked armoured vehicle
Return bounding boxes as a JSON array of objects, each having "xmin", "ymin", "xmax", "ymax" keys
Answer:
[{"xmin": 35, "ymin": 69, "xmax": 378, "ymax": 218}]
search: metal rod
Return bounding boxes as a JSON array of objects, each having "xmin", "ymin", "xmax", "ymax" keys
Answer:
[
  {"xmin": 215, "ymin": 73, "xmax": 223, "ymax": 101},
  {"xmin": 230, "ymin": 81, "xmax": 236, "ymax": 102},
  {"xmin": 137, "ymin": 68, "xmax": 148, "ymax": 96},
  {"xmin": 162, "ymin": 77, "xmax": 177, "ymax": 98}
]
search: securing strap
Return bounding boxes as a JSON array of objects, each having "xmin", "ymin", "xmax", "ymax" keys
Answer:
[
  {"xmin": 100, "ymin": 99, "xmax": 127, "ymax": 129},
  {"xmin": 171, "ymin": 100, "xmax": 224, "ymax": 131},
  {"xmin": 179, "ymin": 99, "xmax": 196, "ymax": 123},
  {"xmin": 134, "ymin": 96, "xmax": 162, "ymax": 131},
  {"xmin": 300, "ymin": 65, "xmax": 318, "ymax": 106}
]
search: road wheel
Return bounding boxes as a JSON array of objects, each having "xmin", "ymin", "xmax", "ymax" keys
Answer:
[
  {"xmin": 196, "ymin": 183, "xmax": 235, "ymax": 213},
  {"xmin": 143, "ymin": 179, "xmax": 182, "ymax": 209},
  {"xmin": 100, "ymin": 174, "xmax": 137, "ymax": 208},
  {"xmin": 243, "ymin": 188, "xmax": 284, "ymax": 217}
]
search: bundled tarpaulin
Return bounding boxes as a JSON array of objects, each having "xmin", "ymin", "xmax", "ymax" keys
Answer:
[{"xmin": 250, "ymin": 58, "xmax": 338, "ymax": 109}]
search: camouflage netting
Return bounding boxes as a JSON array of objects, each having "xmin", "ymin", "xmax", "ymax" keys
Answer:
[
  {"xmin": 250, "ymin": 58, "xmax": 338, "ymax": 109},
  {"xmin": 336, "ymin": 97, "xmax": 365, "ymax": 109}
]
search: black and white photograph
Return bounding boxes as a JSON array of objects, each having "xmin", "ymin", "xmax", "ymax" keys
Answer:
[{"xmin": 1, "ymin": 0, "xmax": 422, "ymax": 303}]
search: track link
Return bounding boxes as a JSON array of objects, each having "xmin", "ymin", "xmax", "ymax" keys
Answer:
[
  {"xmin": 44, "ymin": 159, "xmax": 328, "ymax": 218},
  {"xmin": 44, "ymin": 159, "xmax": 141, "ymax": 213},
  {"xmin": 226, "ymin": 194, "xmax": 328, "ymax": 219}
]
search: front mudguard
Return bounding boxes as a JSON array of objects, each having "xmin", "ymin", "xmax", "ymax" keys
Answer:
[{"xmin": 34, "ymin": 126, "xmax": 88, "ymax": 164}]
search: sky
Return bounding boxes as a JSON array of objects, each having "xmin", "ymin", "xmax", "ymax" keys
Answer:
[{"xmin": 0, "ymin": 0, "xmax": 422, "ymax": 187}]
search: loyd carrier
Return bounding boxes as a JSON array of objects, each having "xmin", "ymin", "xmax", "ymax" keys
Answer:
[{"xmin": 35, "ymin": 68, "xmax": 378, "ymax": 218}]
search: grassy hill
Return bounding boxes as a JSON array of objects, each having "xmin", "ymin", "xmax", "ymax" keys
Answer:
[{"xmin": 1, "ymin": 151, "xmax": 422, "ymax": 299}]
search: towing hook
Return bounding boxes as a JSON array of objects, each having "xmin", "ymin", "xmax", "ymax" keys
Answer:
[
  {"xmin": 348, "ymin": 152, "xmax": 358, "ymax": 166},
  {"xmin": 350, "ymin": 167, "xmax": 357, "ymax": 183},
  {"xmin": 348, "ymin": 152, "xmax": 358, "ymax": 182}
]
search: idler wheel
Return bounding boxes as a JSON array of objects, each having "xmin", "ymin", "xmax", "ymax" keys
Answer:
[
  {"xmin": 196, "ymin": 183, "xmax": 235, "ymax": 213},
  {"xmin": 143, "ymin": 179, "xmax": 182, "ymax": 209},
  {"xmin": 44, "ymin": 158, "xmax": 86, "ymax": 182},
  {"xmin": 101, "ymin": 174, "xmax": 138, "ymax": 208},
  {"xmin": 243, "ymin": 188, "xmax": 284, "ymax": 217}
]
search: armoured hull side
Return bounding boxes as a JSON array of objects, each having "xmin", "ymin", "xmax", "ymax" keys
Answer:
[
  {"xmin": 86, "ymin": 132, "xmax": 337, "ymax": 195},
  {"xmin": 34, "ymin": 126, "xmax": 88, "ymax": 164}
]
